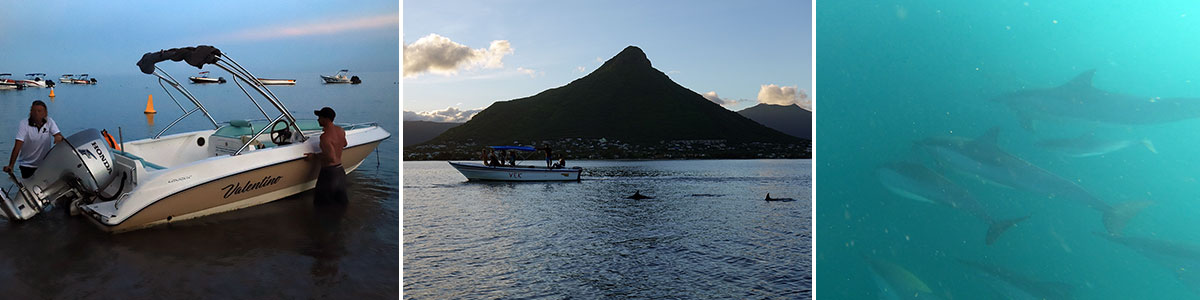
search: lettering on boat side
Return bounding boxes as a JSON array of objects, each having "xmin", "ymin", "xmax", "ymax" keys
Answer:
[
  {"xmin": 221, "ymin": 176, "xmax": 284, "ymax": 199},
  {"xmin": 167, "ymin": 175, "xmax": 192, "ymax": 184},
  {"xmin": 508, "ymin": 172, "xmax": 522, "ymax": 178}
]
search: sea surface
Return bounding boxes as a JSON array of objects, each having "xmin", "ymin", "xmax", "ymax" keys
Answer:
[
  {"xmin": 819, "ymin": 1, "xmax": 1200, "ymax": 299},
  {"xmin": 404, "ymin": 159, "xmax": 811, "ymax": 299},
  {"xmin": 0, "ymin": 70, "xmax": 399, "ymax": 298}
]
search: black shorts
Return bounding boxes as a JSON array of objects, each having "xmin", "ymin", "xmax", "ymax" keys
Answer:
[
  {"xmin": 315, "ymin": 164, "xmax": 348, "ymax": 204},
  {"xmin": 19, "ymin": 166, "xmax": 36, "ymax": 179}
]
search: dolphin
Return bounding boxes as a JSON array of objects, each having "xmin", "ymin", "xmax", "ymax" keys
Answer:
[
  {"xmin": 1099, "ymin": 233, "xmax": 1200, "ymax": 296},
  {"xmin": 876, "ymin": 162, "xmax": 1028, "ymax": 245},
  {"xmin": 765, "ymin": 193, "xmax": 797, "ymax": 202},
  {"xmin": 955, "ymin": 259, "xmax": 1075, "ymax": 300},
  {"xmin": 626, "ymin": 191, "xmax": 653, "ymax": 200},
  {"xmin": 914, "ymin": 128, "xmax": 1150, "ymax": 234},
  {"xmin": 861, "ymin": 255, "xmax": 945, "ymax": 300},
  {"xmin": 994, "ymin": 70, "xmax": 1200, "ymax": 128},
  {"xmin": 1036, "ymin": 133, "xmax": 1156, "ymax": 157}
]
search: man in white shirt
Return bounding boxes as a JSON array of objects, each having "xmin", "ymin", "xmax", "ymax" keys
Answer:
[{"xmin": 4, "ymin": 101, "xmax": 64, "ymax": 179}]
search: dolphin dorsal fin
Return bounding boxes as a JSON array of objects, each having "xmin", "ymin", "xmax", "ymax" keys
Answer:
[{"xmin": 1065, "ymin": 69, "xmax": 1097, "ymax": 88}]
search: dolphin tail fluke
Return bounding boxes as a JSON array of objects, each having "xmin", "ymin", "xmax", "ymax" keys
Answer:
[
  {"xmin": 1102, "ymin": 200, "xmax": 1153, "ymax": 235},
  {"xmin": 985, "ymin": 215, "xmax": 1030, "ymax": 245},
  {"xmin": 1141, "ymin": 139, "xmax": 1158, "ymax": 154}
]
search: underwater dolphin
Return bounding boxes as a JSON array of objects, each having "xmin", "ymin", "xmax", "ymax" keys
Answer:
[
  {"xmin": 994, "ymin": 70, "xmax": 1200, "ymax": 128},
  {"xmin": 862, "ymin": 255, "xmax": 945, "ymax": 300},
  {"xmin": 1036, "ymin": 133, "xmax": 1156, "ymax": 157},
  {"xmin": 876, "ymin": 162, "xmax": 1028, "ymax": 245},
  {"xmin": 956, "ymin": 259, "xmax": 1074, "ymax": 300},
  {"xmin": 915, "ymin": 128, "xmax": 1150, "ymax": 234},
  {"xmin": 1099, "ymin": 233, "xmax": 1200, "ymax": 296}
]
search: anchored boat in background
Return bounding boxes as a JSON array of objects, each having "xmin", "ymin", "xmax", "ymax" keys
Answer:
[
  {"xmin": 448, "ymin": 146, "xmax": 582, "ymax": 181},
  {"xmin": 255, "ymin": 77, "xmax": 296, "ymax": 85},
  {"xmin": 321, "ymin": 69, "xmax": 361, "ymax": 84},
  {"xmin": 188, "ymin": 71, "xmax": 226, "ymax": 83},
  {"xmin": 0, "ymin": 73, "xmax": 21, "ymax": 90},
  {"xmin": 18, "ymin": 73, "xmax": 53, "ymax": 88},
  {"xmin": 0, "ymin": 45, "xmax": 390, "ymax": 233}
]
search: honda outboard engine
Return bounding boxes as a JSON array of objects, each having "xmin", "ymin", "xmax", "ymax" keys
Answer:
[{"xmin": 0, "ymin": 129, "xmax": 119, "ymax": 220}]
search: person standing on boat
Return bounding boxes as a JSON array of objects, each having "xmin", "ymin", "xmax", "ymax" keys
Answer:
[
  {"xmin": 305, "ymin": 107, "xmax": 348, "ymax": 204},
  {"xmin": 542, "ymin": 146, "xmax": 553, "ymax": 168},
  {"xmin": 4, "ymin": 100, "xmax": 63, "ymax": 179}
]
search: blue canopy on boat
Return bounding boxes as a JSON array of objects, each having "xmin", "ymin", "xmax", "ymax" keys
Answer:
[{"xmin": 489, "ymin": 146, "xmax": 536, "ymax": 151}]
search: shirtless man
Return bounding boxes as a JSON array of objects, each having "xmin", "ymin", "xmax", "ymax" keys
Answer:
[{"xmin": 305, "ymin": 107, "xmax": 348, "ymax": 203}]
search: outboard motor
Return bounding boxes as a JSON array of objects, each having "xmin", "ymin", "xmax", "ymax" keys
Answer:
[
  {"xmin": 350, "ymin": 76, "xmax": 361, "ymax": 84},
  {"xmin": 0, "ymin": 129, "xmax": 119, "ymax": 221}
]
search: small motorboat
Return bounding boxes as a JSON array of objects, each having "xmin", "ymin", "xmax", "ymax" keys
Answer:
[
  {"xmin": 17, "ymin": 73, "xmax": 53, "ymax": 88},
  {"xmin": 0, "ymin": 73, "xmax": 22, "ymax": 90},
  {"xmin": 60, "ymin": 74, "xmax": 74, "ymax": 84},
  {"xmin": 320, "ymin": 69, "xmax": 360, "ymax": 84},
  {"xmin": 73, "ymin": 74, "xmax": 97, "ymax": 84},
  {"xmin": 0, "ymin": 45, "xmax": 390, "ymax": 233},
  {"xmin": 188, "ymin": 71, "xmax": 226, "ymax": 83},
  {"xmin": 256, "ymin": 78, "xmax": 296, "ymax": 85},
  {"xmin": 448, "ymin": 146, "xmax": 581, "ymax": 181}
]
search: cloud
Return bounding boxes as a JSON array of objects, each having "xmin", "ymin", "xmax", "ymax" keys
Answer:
[
  {"xmin": 576, "ymin": 66, "xmax": 586, "ymax": 73},
  {"xmin": 403, "ymin": 34, "xmax": 514, "ymax": 77},
  {"xmin": 517, "ymin": 67, "xmax": 542, "ymax": 78},
  {"xmin": 757, "ymin": 84, "xmax": 809, "ymax": 109},
  {"xmin": 403, "ymin": 106, "xmax": 484, "ymax": 123},
  {"xmin": 701, "ymin": 91, "xmax": 747, "ymax": 107},
  {"xmin": 216, "ymin": 13, "xmax": 398, "ymax": 42}
]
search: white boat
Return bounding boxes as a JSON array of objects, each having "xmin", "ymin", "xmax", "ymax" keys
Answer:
[
  {"xmin": 59, "ymin": 74, "xmax": 73, "ymax": 84},
  {"xmin": 73, "ymin": 74, "xmax": 97, "ymax": 84},
  {"xmin": 320, "ymin": 69, "xmax": 360, "ymax": 84},
  {"xmin": 0, "ymin": 45, "xmax": 390, "ymax": 233},
  {"xmin": 448, "ymin": 146, "xmax": 581, "ymax": 181},
  {"xmin": 0, "ymin": 74, "xmax": 20, "ymax": 90},
  {"xmin": 17, "ymin": 73, "xmax": 52, "ymax": 88},
  {"xmin": 188, "ymin": 71, "xmax": 225, "ymax": 83},
  {"xmin": 256, "ymin": 78, "xmax": 296, "ymax": 85}
]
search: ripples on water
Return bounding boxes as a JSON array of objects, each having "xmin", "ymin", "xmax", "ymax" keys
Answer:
[
  {"xmin": 404, "ymin": 160, "xmax": 811, "ymax": 299},
  {"xmin": 0, "ymin": 72, "xmax": 399, "ymax": 298}
]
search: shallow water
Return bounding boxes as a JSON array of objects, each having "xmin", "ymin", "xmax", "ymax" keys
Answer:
[
  {"xmin": 403, "ymin": 159, "xmax": 811, "ymax": 299},
  {"xmin": 0, "ymin": 70, "xmax": 399, "ymax": 298},
  {"xmin": 818, "ymin": 1, "xmax": 1200, "ymax": 299}
]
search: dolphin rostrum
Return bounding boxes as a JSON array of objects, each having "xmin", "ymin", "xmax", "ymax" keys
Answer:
[
  {"xmin": 956, "ymin": 259, "xmax": 1075, "ymax": 300},
  {"xmin": 1036, "ymin": 133, "xmax": 1156, "ymax": 157},
  {"xmin": 995, "ymin": 70, "xmax": 1200, "ymax": 128},
  {"xmin": 915, "ymin": 128, "xmax": 1150, "ymax": 234},
  {"xmin": 1099, "ymin": 233, "xmax": 1200, "ymax": 296},
  {"xmin": 876, "ymin": 161, "xmax": 1028, "ymax": 245}
]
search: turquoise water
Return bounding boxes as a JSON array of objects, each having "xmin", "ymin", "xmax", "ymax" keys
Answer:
[{"xmin": 818, "ymin": 1, "xmax": 1200, "ymax": 299}]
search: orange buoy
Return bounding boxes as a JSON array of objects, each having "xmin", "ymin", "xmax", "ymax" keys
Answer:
[
  {"xmin": 144, "ymin": 94, "xmax": 156, "ymax": 114},
  {"xmin": 48, "ymin": 87, "xmax": 55, "ymax": 98}
]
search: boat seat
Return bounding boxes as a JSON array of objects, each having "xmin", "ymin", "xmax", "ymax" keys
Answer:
[{"xmin": 112, "ymin": 150, "xmax": 166, "ymax": 170}]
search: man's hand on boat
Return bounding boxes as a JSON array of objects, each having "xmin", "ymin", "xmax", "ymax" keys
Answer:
[
  {"xmin": 303, "ymin": 152, "xmax": 316, "ymax": 161},
  {"xmin": 2, "ymin": 165, "xmax": 10, "ymax": 174}
]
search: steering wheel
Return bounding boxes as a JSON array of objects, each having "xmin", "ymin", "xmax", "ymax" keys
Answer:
[{"xmin": 269, "ymin": 119, "xmax": 293, "ymax": 145}]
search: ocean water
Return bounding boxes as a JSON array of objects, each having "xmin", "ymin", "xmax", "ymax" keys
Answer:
[
  {"xmin": 0, "ymin": 70, "xmax": 399, "ymax": 297},
  {"xmin": 404, "ymin": 159, "xmax": 811, "ymax": 299},
  {"xmin": 818, "ymin": 1, "xmax": 1200, "ymax": 299}
]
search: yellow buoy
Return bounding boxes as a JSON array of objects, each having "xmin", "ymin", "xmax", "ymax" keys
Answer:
[
  {"xmin": 48, "ymin": 87, "xmax": 55, "ymax": 98},
  {"xmin": 144, "ymin": 94, "xmax": 156, "ymax": 114}
]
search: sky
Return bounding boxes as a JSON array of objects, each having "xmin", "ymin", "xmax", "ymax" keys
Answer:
[
  {"xmin": 0, "ymin": 1, "xmax": 399, "ymax": 77},
  {"xmin": 403, "ymin": 0, "xmax": 813, "ymax": 122}
]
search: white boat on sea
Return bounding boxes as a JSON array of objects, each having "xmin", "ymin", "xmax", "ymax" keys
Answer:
[
  {"xmin": 448, "ymin": 146, "xmax": 581, "ymax": 181},
  {"xmin": 256, "ymin": 78, "xmax": 296, "ymax": 85},
  {"xmin": 320, "ymin": 69, "xmax": 360, "ymax": 84},
  {"xmin": 0, "ymin": 45, "xmax": 390, "ymax": 233}
]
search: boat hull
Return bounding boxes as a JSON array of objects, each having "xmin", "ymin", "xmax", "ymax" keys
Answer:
[
  {"xmin": 449, "ymin": 162, "xmax": 581, "ymax": 181},
  {"xmin": 84, "ymin": 140, "xmax": 382, "ymax": 232},
  {"xmin": 256, "ymin": 78, "xmax": 296, "ymax": 85},
  {"xmin": 188, "ymin": 77, "xmax": 224, "ymax": 83},
  {"xmin": 321, "ymin": 76, "xmax": 351, "ymax": 83}
]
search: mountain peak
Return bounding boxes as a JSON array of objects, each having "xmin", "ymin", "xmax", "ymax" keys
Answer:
[{"xmin": 598, "ymin": 45, "xmax": 652, "ymax": 70}]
